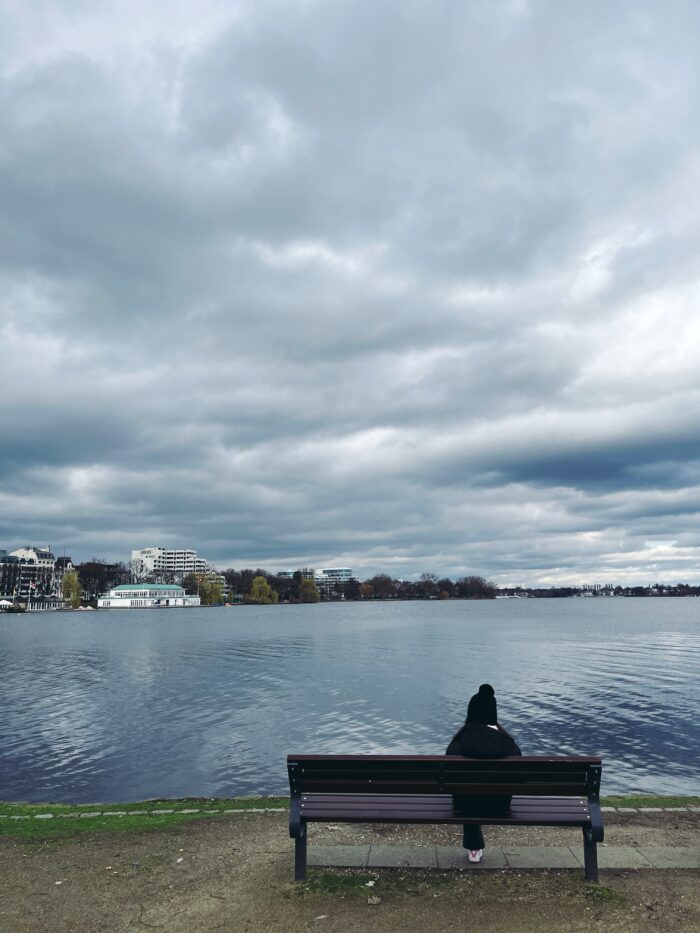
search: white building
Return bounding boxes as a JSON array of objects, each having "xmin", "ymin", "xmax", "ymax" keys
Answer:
[
  {"xmin": 2, "ymin": 546, "xmax": 57, "ymax": 599},
  {"xmin": 131, "ymin": 547, "xmax": 208, "ymax": 578},
  {"xmin": 98, "ymin": 583, "xmax": 201, "ymax": 609},
  {"xmin": 314, "ymin": 567, "xmax": 356, "ymax": 591},
  {"xmin": 10, "ymin": 546, "xmax": 55, "ymax": 569}
]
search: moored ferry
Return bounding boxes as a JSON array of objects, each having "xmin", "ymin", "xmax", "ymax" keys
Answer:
[{"xmin": 97, "ymin": 583, "xmax": 201, "ymax": 609}]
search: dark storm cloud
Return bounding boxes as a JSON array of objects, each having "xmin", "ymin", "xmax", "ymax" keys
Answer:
[{"xmin": 3, "ymin": 0, "xmax": 700, "ymax": 583}]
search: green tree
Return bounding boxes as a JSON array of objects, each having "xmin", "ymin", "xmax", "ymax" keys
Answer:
[
  {"xmin": 62, "ymin": 570, "xmax": 82, "ymax": 609},
  {"xmin": 198, "ymin": 577, "xmax": 212, "ymax": 605},
  {"xmin": 299, "ymin": 578, "xmax": 320, "ymax": 603},
  {"xmin": 195, "ymin": 577, "xmax": 225, "ymax": 606},
  {"xmin": 209, "ymin": 580, "xmax": 224, "ymax": 605},
  {"xmin": 248, "ymin": 575, "xmax": 279, "ymax": 605}
]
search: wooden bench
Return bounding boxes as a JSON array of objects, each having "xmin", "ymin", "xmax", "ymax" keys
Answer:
[{"xmin": 287, "ymin": 754, "xmax": 604, "ymax": 882}]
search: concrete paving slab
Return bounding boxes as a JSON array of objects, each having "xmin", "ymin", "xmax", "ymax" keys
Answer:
[
  {"xmin": 503, "ymin": 846, "xmax": 581, "ymax": 869},
  {"xmin": 570, "ymin": 846, "xmax": 654, "ymax": 869},
  {"xmin": 308, "ymin": 843, "xmax": 700, "ymax": 873},
  {"xmin": 368, "ymin": 845, "xmax": 437, "ymax": 868},
  {"xmin": 638, "ymin": 846, "xmax": 700, "ymax": 868},
  {"xmin": 436, "ymin": 845, "xmax": 508, "ymax": 870},
  {"xmin": 309, "ymin": 845, "xmax": 369, "ymax": 868}
]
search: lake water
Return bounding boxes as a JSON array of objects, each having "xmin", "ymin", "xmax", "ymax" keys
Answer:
[{"xmin": 1, "ymin": 599, "xmax": 698, "ymax": 803}]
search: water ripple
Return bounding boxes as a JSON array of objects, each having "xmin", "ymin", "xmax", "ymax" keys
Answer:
[{"xmin": 1, "ymin": 600, "xmax": 699, "ymax": 800}]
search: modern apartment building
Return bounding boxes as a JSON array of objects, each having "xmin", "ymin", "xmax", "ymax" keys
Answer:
[
  {"xmin": 315, "ymin": 567, "xmax": 356, "ymax": 588},
  {"xmin": 277, "ymin": 567, "xmax": 316, "ymax": 580},
  {"xmin": 130, "ymin": 547, "xmax": 208, "ymax": 578}
]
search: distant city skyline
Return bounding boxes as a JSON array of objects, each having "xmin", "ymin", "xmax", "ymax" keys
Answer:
[{"xmin": 3, "ymin": 2, "xmax": 700, "ymax": 586}]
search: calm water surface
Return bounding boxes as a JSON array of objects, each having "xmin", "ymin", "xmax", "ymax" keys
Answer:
[{"xmin": 1, "ymin": 599, "xmax": 698, "ymax": 802}]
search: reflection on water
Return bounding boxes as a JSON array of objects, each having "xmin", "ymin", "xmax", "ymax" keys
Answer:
[{"xmin": 1, "ymin": 599, "xmax": 698, "ymax": 802}]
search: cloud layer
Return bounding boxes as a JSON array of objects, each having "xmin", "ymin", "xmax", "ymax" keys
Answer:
[{"xmin": 3, "ymin": 0, "xmax": 700, "ymax": 584}]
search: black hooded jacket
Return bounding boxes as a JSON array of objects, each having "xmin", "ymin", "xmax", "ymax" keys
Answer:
[
  {"xmin": 446, "ymin": 723, "xmax": 521, "ymax": 758},
  {"xmin": 446, "ymin": 724, "xmax": 522, "ymax": 815}
]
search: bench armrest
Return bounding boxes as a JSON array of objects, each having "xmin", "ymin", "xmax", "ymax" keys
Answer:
[
  {"xmin": 589, "ymin": 800, "xmax": 604, "ymax": 842},
  {"xmin": 289, "ymin": 796, "xmax": 303, "ymax": 838}
]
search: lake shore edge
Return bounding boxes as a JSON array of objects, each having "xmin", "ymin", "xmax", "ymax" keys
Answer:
[{"xmin": 1, "ymin": 793, "xmax": 699, "ymax": 841}]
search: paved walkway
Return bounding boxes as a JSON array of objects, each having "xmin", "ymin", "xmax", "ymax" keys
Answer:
[{"xmin": 309, "ymin": 844, "xmax": 700, "ymax": 871}]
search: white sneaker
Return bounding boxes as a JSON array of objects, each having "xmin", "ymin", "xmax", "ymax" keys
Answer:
[{"xmin": 468, "ymin": 849, "xmax": 483, "ymax": 863}]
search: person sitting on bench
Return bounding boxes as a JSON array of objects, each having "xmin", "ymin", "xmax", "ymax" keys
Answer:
[{"xmin": 446, "ymin": 684, "xmax": 522, "ymax": 864}]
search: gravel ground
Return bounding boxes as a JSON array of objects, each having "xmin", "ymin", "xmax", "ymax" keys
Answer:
[{"xmin": 1, "ymin": 810, "xmax": 698, "ymax": 932}]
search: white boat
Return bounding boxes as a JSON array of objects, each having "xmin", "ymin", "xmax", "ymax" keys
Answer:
[{"xmin": 97, "ymin": 583, "xmax": 201, "ymax": 609}]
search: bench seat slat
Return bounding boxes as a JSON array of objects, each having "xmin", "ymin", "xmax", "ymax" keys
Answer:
[
  {"xmin": 300, "ymin": 811, "xmax": 590, "ymax": 826},
  {"xmin": 301, "ymin": 814, "xmax": 591, "ymax": 825},
  {"xmin": 299, "ymin": 793, "xmax": 591, "ymax": 808},
  {"xmin": 300, "ymin": 793, "xmax": 591, "ymax": 821},
  {"xmin": 300, "ymin": 793, "xmax": 588, "ymax": 803},
  {"xmin": 301, "ymin": 808, "xmax": 591, "ymax": 822}
]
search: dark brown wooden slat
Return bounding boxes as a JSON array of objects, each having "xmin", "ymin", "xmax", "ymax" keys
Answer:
[
  {"xmin": 301, "ymin": 769, "xmax": 589, "ymax": 782},
  {"xmin": 301, "ymin": 809, "xmax": 589, "ymax": 824},
  {"xmin": 300, "ymin": 806, "xmax": 588, "ymax": 818},
  {"xmin": 302, "ymin": 781, "xmax": 581, "ymax": 797},
  {"xmin": 302, "ymin": 792, "xmax": 585, "ymax": 803},
  {"xmin": 299, "ymin": 813, "xmax": 590, "ymax": 826},
  {"xmin": 297, "ymin": 760, "xmax": 594, "ymax": 770},
  {"xmin": 289, "ymin": 755, "xmax": 601, "ymax": 764},
  {"xmin": 301, "ymin": 799, "xmax": 589, "ymax": 813},
  {"xmin": 301, "ymin": 794, "xmax": 588, "ymax": 809},
  {"xmin": 452, "ymin": 772, "xmax": 587, "ymax": 781},
  {"xmin": 301, "ymin": 807, "xmax": 590, "ymax": 821},
  {"xmin": 447, "ymin": 784, "xmax": 586, "ymax": 795},
  {"xmin": 301, "ymin": 781, "xmax": 439, "ymax": 794},
  {"xmin": 301, "ymin": 797, "xmax": 590, "ymax": 815}
]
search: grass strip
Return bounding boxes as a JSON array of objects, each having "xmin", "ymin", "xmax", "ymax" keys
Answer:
[
  {"xmin": 0, "ymin": 796, "xmax": 289, "ymax": 841},
  {"xmin": 600, "ymin": 794, "xmax": 700, "ymax": 808},
  {"xmin": 0, "ymin": 793, "xmax": 697, "ymax": 842}
]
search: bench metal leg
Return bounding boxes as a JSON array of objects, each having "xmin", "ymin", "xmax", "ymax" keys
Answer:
[
  {"xmin": 294, "ymin": 826, "xmax": 308, "ymax": 881},
  {"xmin": 583, "ymin": 828, "xmax": 599, "ymax": 883}
]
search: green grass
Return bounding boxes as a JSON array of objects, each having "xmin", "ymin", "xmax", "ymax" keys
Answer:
[
  {"xmin": 1, "ymin": 792, "xmax": 696, "ymax": 843},
  {"xmin": 0, "ymin": 796, "xmax": 289, "ymax": 841},
  {"xmin": 600, "ymin": 794, "xmax": 700, "ymax": 808}
]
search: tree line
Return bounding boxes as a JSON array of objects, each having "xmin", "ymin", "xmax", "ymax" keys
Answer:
[
  {"xmin": 60, "ymin": 561, "xmax": 498, "ymax": 606},
  {"xmin": 212, "ymin": 570, "xmax": 497, "ymax": 603}
]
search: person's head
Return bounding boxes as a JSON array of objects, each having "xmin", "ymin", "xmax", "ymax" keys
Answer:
[{"xmin": 466, "ymin": 683, "xmax": 497, "ymax": 724}]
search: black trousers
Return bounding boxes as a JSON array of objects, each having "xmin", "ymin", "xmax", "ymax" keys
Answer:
[
  {"xmin": 462, "ymin": 823, "xmax": 485, "ymax": 849},
  {"xmin": 454, "ymin": 795, "xmax": 512, "ymax": 850}
]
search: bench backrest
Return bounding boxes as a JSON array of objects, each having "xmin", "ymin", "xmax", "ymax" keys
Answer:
[{"xmin": 287, "ymin": 755, "xmax": 602, "ymax": 801}]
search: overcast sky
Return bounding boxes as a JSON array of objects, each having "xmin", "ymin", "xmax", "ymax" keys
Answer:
[{"xmin": 3, "ymin": 1, "xmax": 700, "ymax": 585}]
